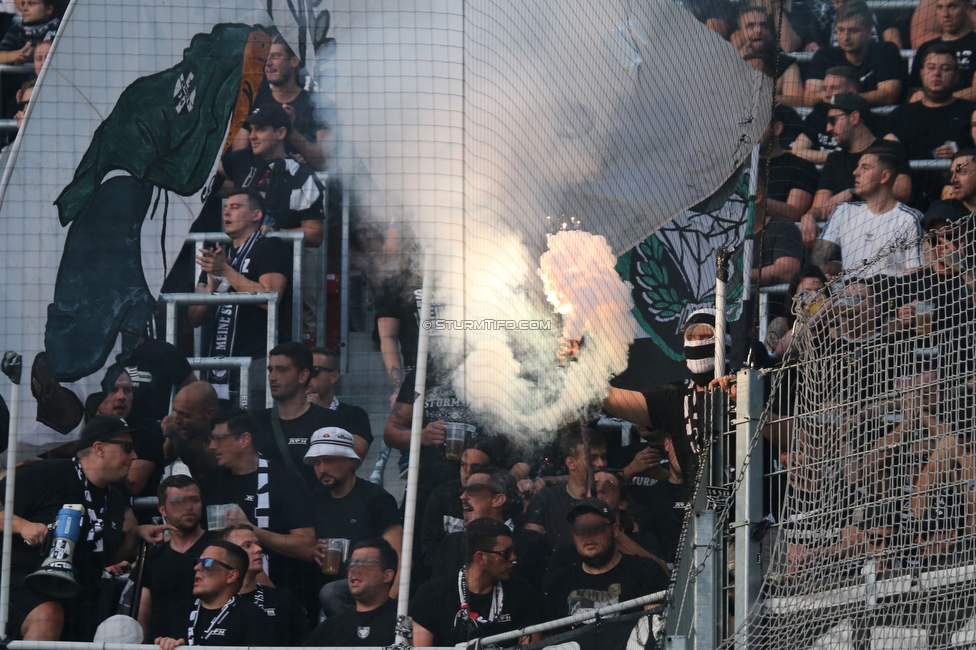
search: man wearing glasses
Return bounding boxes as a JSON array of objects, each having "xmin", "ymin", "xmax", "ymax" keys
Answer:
[
  {"xmin": 410, "ymin": 518, "xmax": 543, "ymax": 646},
  {"xmin": 948, "ymin": 148, "xmax": 976, "ymax": 213},
  {"xmin": 306, "ymin": 346, "xmax": 373, "ymax": 460},
  {"xmin": 542, "ymin": 498, "xmax": 669, "ymax": 621},
  {"xmin": 305, "ymin": 538, "xmax": 399, "ymax": 646},
  {"xmin": 0, "ymin": 416, "xmax": 173, "ymax": 641},
  {"xmin": 155, "ymin": 541, "xmax": 272, "ymax": 649}
]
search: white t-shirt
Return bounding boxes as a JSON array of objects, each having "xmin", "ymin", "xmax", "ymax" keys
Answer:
[{"xmin": 821, "ymin": 200, "xmax": 922, "ymax": 276}]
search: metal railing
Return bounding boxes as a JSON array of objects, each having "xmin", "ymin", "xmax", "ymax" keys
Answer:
[
  {"xmin": 159, "ymin": 291, "xmax": 278, "ymax": 408},
  {"xmin": 758, "ymin": 283, "xmax": 791, "ymax": 344},
  {"xmin": 790, "ymin": 49, "xmax": 915, "ymax": 64},
  {"xmin": 184, "ymin": 231, "xmax": 303, "ymax": 352}
]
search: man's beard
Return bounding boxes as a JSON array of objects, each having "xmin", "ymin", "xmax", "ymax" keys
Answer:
[
  {"xmin": 581, "ymin": 544, "xmax": 616, "ymax": 569},
  {"xmin": 924, "ymin": 86, "xmax": 953, "ymax": 103}
]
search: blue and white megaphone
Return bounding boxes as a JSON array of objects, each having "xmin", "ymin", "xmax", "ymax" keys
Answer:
[{"xmin": 25, "ymin": 504, "xmax": 84, "ymax": 599}]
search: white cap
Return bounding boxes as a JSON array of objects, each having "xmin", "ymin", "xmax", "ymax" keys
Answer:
[
  {"xmin": 303, "ymin": 427, "xmax": 360, "ymax": 463},
  {"xmin": 93, "ymin": 615, "xmax": 144, "ymax": 644}
]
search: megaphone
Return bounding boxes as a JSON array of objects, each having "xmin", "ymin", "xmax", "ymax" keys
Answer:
[{"xmin": 25, "ymin": 504, "xmax": 84, "ymax": 599}]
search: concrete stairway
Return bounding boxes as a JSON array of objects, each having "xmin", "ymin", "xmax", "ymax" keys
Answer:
[{"xmin": 337, "ymin": 303, "xmax": 407, "ymax": 499}]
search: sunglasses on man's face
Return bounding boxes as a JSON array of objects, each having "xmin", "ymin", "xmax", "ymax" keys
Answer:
[
  {"xmin": 481, "ymin": 546, "xmax": 516, "ymax": 561},
  {"xmin": 100, "ymin": 439, "xmax": 134, "ymax": 454},
  {"xmin": 194, "ymin": 557, "xmax": 235, "ymax": 572}
]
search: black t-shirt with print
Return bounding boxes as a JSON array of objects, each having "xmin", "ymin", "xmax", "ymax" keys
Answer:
[
  {"xmin": 808, "ymin": 41, "xmax": 907, "ymax": 93},
  {"xmin": 395, "ymin": 366, "xmax": 482, "ymax": 484},
  {"xmin": 198, "ymin": 234, "xmax": 292, "ymax": 357},
  {"xmin": 410, "ymin": 573, "xmax": 544, "ymax": 647},
  {"xmin": 198, "ymin": 460, "xmax": 312, "ymax": 591},
  {"xmin": 253, "ymin": 404, "xmax": 345, "ymax": 491},
  {"xmin": 123, "ymin": 337, "xmax": 193, "ymax": 422},
  {"xmin": 542, "ymin": 552, "xmax": 669, "ymax": 621},
  {"xmin": 161, "ymin": 597, "xmax": 276, "ymax": 646},
  {"xmin": 305, "ymin": 597, "xmax": 397, "ymax": 647},
  {"xmin": 246, "ymin": 584, "xmax": 309, "ymax": 646}
]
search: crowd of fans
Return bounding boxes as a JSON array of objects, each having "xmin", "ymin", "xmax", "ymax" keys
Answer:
[
  {"xmin": 4, "ymin": 333, "xmax": 690, "ymax": 646},
  {"xmin": 5, "ymin": 0, "xmax": 976, "ymax": 644}
]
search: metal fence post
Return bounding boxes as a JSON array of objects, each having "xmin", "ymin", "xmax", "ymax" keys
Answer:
[
  {"xmin": 732, "ymin": 368, "xmax": 763, "ymax": 650},
  {"xmin": 693, "ymin": 508, "xmax": 718, "ymax": 650}
]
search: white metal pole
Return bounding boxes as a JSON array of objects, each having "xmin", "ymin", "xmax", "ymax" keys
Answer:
[
  {"xmin": 0, "ymin": 352, "xmax": 23, "ymax": 637},
  {"xmin": 395, "ymin": 250, "xmax": 433, "ymax": 645},
  {"xmin": 339, "ymin": 185, "xmax": 351, "ymax": 373},
  {"xmin": 714, "ymin": 246, "xmax": 730, "ymax": 379},
  {"xmin": 742, "ymin": 144, "xmax": 760, "ymax": 304}
]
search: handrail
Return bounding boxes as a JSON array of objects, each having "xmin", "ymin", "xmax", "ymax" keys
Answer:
[
  {"xmin": 790, "ymin": 49, "xmax": 915, "ymax": 64},
  {"xmin": 477, "ymin": 589, "xmax": 668, "ymax": 646},
  {"xmin": 757, "ymin": 283, "xmax": 791, "ymax": 344},
  {"xmin": 159, "ymin": 292, "xmax": 278, "ymax": 408}
]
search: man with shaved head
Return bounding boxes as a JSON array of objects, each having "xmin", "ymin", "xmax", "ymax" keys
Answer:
[{"xmin": 162, "ymin": 381, "xmax": 219, "ymax": 476}]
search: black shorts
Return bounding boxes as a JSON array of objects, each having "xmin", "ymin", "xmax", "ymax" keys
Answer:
[{"xmin": 5, "ymin": 573, "xmax": 59, "ymax": 639}]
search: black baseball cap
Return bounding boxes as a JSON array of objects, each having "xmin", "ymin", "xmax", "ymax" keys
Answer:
[
  {"xmin": 244, "ymin": 103, "xmax": 290, "ymax": 132},
  {"xmin": 921, "ymin": 201, "xmax": 969, "ymax": 230},
  {"xmin": 830, "ymin": 92, "xmax": 871, "ymax": 118},
  {"xmin": 76, "ymin": 415, "xmax": 144, "ymax": 450},
  {"xmin": 566, "ymin": 497, "xmax": 614, "ymax": 524}
]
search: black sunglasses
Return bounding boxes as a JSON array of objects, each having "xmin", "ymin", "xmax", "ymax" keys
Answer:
[
  {"xmin": 15, "ymin": 101, "xmax": 27, "ymax": 113},
  {"xmin": 481, "ymin": 546, "xmax": 516, "ymax": 561},
  {"xmin": 195, "ymin": 557, "xmax": 235, "ymax": 571},
  {"xmin": 100, "ymin": 439, "xmax": 134, "ymax": 454},
  {"xmin": 312, "ymin": 365, "xmax": 336, "ymax": 375}
]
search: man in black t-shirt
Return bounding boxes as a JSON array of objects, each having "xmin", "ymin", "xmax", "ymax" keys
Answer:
[
  {"xmin": 431, "ymin": 467, "xmax": 550, "ymax": 587},
  {"xmin": 187, "ymin": 189, "xmax": 291, "ymax": 407},
  {"xmin": 140, "ymin": 476, "xmax": 214, "ymax": 640},
  {"xmin": 410, "ymin": 519, "xmax": 543, "ymax": 646},
  {"xmin": 198, "ymin": 408, "xmax": 316, "ymax": 620},
  {"xmin": 91, "ymin": 368, "xmax": 166, "ymax": 516},
  {"xmin": 306, "ymin": 346, "xmax": 373, "ymax": 459},
  {"xmin": 542, "ymin": 499, "xmax": 669, "ymax": 622},
  {"xmin": 805, "ymin": 4, "xmax": 906, "ymax": 107},
  {"xmin": 253, "ymin": 342, "xmax": 346, "ymax": 491},
  {"xmin": 305, "ymin": 538, "xmax": 399, "ymax": 647},
  {"xmin": 525, "ymin": 427, "xmax": 608, "ymax": 552},
  {"xmin": 219, "ymin": 103, "xmax": 325, "ymax": 248},
  {"xmin": 223, "ymin": 525, "xmax": 308, "ymax": 646},
  {"xmin": 155, "ymin": 542, "xmax": 273, "ymax": 649},
  {"xmin": 122, "ymin": 336, "xmax": 194, "ymax": 423},
  {"xmin": 798, "ymin": 93, "xmax": 913, "ymax": 248},
  {"xmin": 611, "ymin": 433, "xmax": 692, "ymax": 564},
  {"xmin": 908, "ymin": 0, "xmax": 976, "ymax": 101},
  {"xmin": 304, "ymin": 427, "xmax": 403, "ymax": 616},
  {"xmin": 885, "ymin": 44, "xmax": 975, "ymax": 210},
  {"xmin": 795, "ymin": 66, "xmax": 860, "ymax": 165},
  {"xmin": 1, "ymin": 416, "xmax": 172, "ymax": 641},
  {"xmin": 385, "ymin": 361, "xmax": 481, "ymax": 586}
]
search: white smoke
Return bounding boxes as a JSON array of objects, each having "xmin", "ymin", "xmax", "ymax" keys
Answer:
[{"xmin": 442, "ymin": 230, "xmax": 637, "ymax": 442}]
